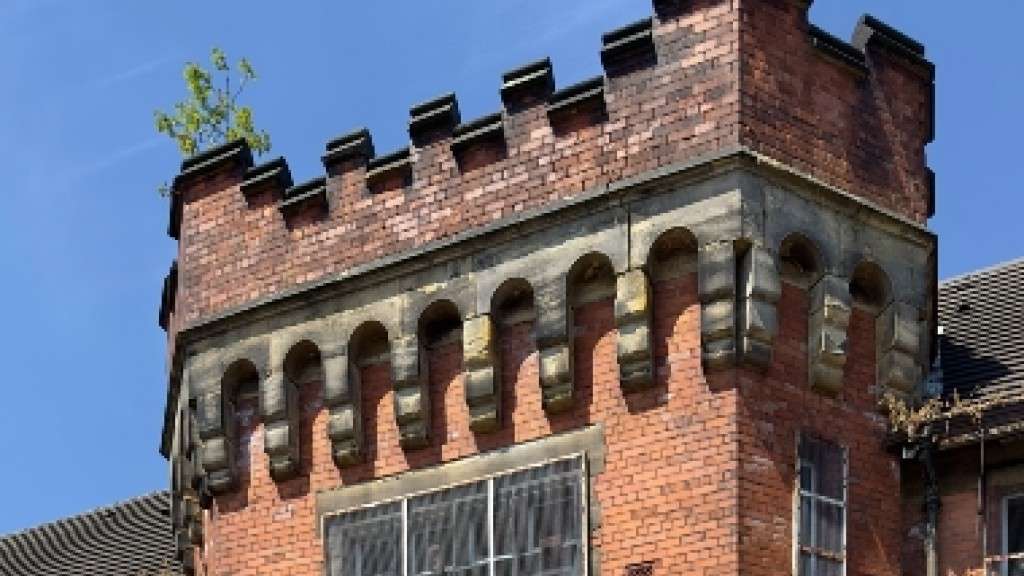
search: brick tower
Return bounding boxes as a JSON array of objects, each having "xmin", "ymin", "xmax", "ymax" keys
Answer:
[{"xmin": 159, "ymin": 1, "xmax": 937, "ymax": 574}]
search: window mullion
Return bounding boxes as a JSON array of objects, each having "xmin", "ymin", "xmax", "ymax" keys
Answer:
[
  {"xmin": 488, "ymin": 476, "xmax": 496, "ymax": 576},
  {"xmin": 402, "ymin": 497, "xmax": 409, "ymax": 576}
]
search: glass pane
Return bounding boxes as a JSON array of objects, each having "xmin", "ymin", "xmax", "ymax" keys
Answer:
[
  {"xmin": 408, "ymin": 480, "xmax": 489, "ymax": 576},
  {"xmin": 798, "ymin": 551, "xmax": 813, "ymax": 576},
  {"xmin": 799, "ymin": 496, "xmax": 813, "ymax": 546},
  {"xmin": 1008, "ymin": 496, "xmax": 1024, "ymax": 554},
  {"xmin": 818, "ymin": 557, "xmax": 843, "ymax": 576},
  {"xmin": 800, "ymin": 462, "xmax": 814, "ymax": 493},
  {"xmin": 800, "ymin": 435, "xmax": 844, "ymax": 500},
  {"xmin": 495, "ymin": 457, "xmax": 584, "ymax": 576},
  {"xmin": 1008, "ymin": 557, "xmax": 1024, "ymax": 576},
  {"xmin": 816, "ymin": 501, "xmax": 844, "ymax": 554},
  {"xmin": 324, "ymin": 502, "xmax": 402, "ymax": 576}
]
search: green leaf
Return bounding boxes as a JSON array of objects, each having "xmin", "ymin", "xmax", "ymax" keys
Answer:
[
  {"xmin": 210, "ymin": 47, "xmax": 228, "ymax": 72},
  {"xmin": 153, "ymin": 46, "xmax": 272, "ymax": 192}
]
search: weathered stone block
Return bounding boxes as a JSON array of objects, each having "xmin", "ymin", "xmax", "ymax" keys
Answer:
[
  {"xmin": 390, "ymin": 338, "xmax": 420, "ymax": 387},
  {"xmin": 876, "ymin": 302, "xmax": 924, "ymax": 395},
  {"xmin": 737, "ymin": 246, "xmax": 780, "ymax": 369},
  {"xmin": 615, "ymin": 269, "xmax": 649, "ymax": 321},
  {"xmin": 615, "ymin": 269, "xmax": 653, "ymax": 391},
  {"xmin": 811, "ymin": 275, "xmax": 852, "ymax": 326},
  {"xmin": 740, "ymin": 247, "xmax": 780, "ymax": 299},
  {"xmin": 698, "ymin": 242, "xmax": 739, "ymax": 371},
  {"xmin": 698, "ymin": 241, "xmax": 735, "ymax": 302},
  {"xmin": 390, "ymin": 335, "xmax": 430, "ymax": 448},
  {"xmin": 327, "ymin": 405, "xmax": 356, "ymax": 440},
  {"xmin": 196, "ymin": 390, "xmax": 224, "ymax": 440},
  {"xmin": 398, "ymin": 419, "xmax": 429, "ymax": 450},
  {"xmin": 200, "ymin": 437, "xmax": 229, "ymax": 472},
  {"xmin": 878, "ymin": 301, "xmax": 922, "ymax": 356},
  {"xmin": 701, "ymin": 300, "xmax": 735, "ymax": 341},
  {"xmin": 260, "ymin": 372, "xmax": 287, "ymax": 421},
  {"xmin": 617, "ymin": 321, "xmax": 652, "ymax": 391},
  {"xmin": 534, "ymin": 282, "xmax": 568, "ymax": 348},
  {"xmin": 462, "ymin": 314, "xmax": 501, "ymax": 433},
  {"xmin": 322, "ymin": 354, "xmax": 350, "ymax": 407},
  {"xmin": 462, "ymin": 315, "xmax": 493, "ymax": 367},
  {"xmin": 331, "ymin": 438, "xmax": 361, "ymax": 468},
  {"xmin": 468, "ymin": 403, "xmax": 500, "ymax": 434},
  {"xmin": 702, "ymin": 338, "xmax": 736, "ymax": 370},
  {"xmin": 539, "ymin": 344, "xmax": 572, "ymax": 412},
  {"xmin": 394, "ymin": 385, "xmax": 424, "ymax": 423},
  {"xmin": 879, "ymin": 349, "xmax": 922, "ymax": 394},
  {"xmin": 809, "ymin": 274, "xmax": 852, "ymax": 395},
  {"xmin": 464, "ymin": 366, "xmax": 494, "ymax": 403},
  {"xmin": 739, "ymin": 298, "xmax": 778, "ymax": 342}
]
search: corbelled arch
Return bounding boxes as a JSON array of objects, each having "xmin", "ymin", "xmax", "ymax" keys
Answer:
[
  {"xmin": 196, "ymin": 356, "xmax": 261, "ymax": 494},
  {"xmin": 464, "ymin": 278, "xmax": 537, "ymax": 433},
  {"xmin": 325, "ymin": 320, "xmax": 390, "ymax": 467},
  {"xmin": 847, "ymin": 259, "xmax": 925, "ymax": 399}
]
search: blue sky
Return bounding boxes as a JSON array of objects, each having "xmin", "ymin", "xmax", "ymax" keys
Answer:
[{"xmin": 0, "ymin": 1, "xmax": 1019, "ymax": 534}]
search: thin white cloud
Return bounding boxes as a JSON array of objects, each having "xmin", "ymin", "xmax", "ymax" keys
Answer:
[
  {"xmin": 92, "ymin": 55, "xmax": 174, "ymax": 89},
  {"xmin": 73, "ymin": 137, "xmax": 163, "ymax": 179}
]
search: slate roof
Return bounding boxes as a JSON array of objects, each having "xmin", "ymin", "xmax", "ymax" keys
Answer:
[
  {"xmin": 938, "ymin": 257, "xmax": 1024, "ymax": 405},
  {"xmin": 0, "ymin": 491, "xmax": 181, "ymax": 576}
]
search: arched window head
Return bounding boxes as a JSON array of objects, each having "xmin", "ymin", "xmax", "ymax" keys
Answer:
[
  {"xmin": 850, "ymin": 261, "xmax": 892, "ymax": 311},
  {"xmin": 418, "ymin": 300, "xmax": 462, "ymax": 347},
  {"xmin": 647, "ymin": 227, "xmax": 697, "ymax": 281},
  {"xmin": 491, "ymin": 278, "xmax": 535, "ymax": 326},
  {"xmin": 283, "ymin": 340, "xmax": 322, "ymax": 387},
  {"xmin": 349, "ymin": 321, "xmax": 390, "ymax": 365},
  {"xmin": 567, "ymin": 252, "xmax": 616, "ymax": 306},
  {"xmin": 779, "ymin": 233, "xmax": 822, "ymax": 286}
]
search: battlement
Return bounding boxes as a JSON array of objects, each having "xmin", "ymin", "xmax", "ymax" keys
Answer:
[{"xmin": 162, "ymin": 0, "xmax": 934, "ymax": 338}]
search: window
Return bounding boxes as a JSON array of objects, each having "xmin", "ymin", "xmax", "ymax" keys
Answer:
[
  {"xmin": 324, "ymin": 456, "xmax": 586, "ymax": 576},
  {"xmin": 796, "ymin": 435, "xmax": 847, "ymax": 576},
  {"xmin": 1002, "ymin": 494, "xmax": 1024, "ymax": 576}
]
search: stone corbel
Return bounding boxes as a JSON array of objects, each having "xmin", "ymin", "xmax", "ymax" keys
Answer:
[
  {"xmin": 392, "ymin": 335, "xmax": 430, "ymax": 448},
  {"xmin": 615, "ymin": 268, "xmax": 654, "ymax": 391},
  {"xmin": 463, "ymin": 314, "xmax": 500, "ymax": 432},
  {"xmin": 323, "ymin": 344, "xmax": 362, "ymax": 467},
  {"xmin": 196, "ymin": 386, "xmax": 237, "ymax": 494},
  {"xmin": 535, "ymin": 280, "xmax": 573, "ymax": 412},
  {"xmin": 698, "ymin": 241, "xmax": 736, "ymax": 370},
  {"xmin": 808, "ymin": 275, "xmax": 852, "ymax": 394},
  {"xmin": 185, "ymin": 495, "xmax": 204, "ymax": 545},
  {"xmin": 877, "ymin": 301, "xmax": 924, "ymax": 397},
  {"xmin": 737, "ymin": 246, "xmax": 781, "ymax": 368},
  {"xmin": 261, "ymin": 365, "xmax": 300, "ymax": 481}
]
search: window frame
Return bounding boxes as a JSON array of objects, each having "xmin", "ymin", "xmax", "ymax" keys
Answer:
[
  {"xmin": 322, "ymin": 453, "xmax": 590, "ymax": 576},
  {"xmin": 792, "ymin": 433, "xmax": 848, "ymax": 576},
  {"xmin": 1002, "ymin": 492, "xmax": 1024, "ymax": 576}
]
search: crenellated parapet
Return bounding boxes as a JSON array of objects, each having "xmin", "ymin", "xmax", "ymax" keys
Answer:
[{"xmin": 158, "ymin": 2, "xmax": 934, "ymax": 331}]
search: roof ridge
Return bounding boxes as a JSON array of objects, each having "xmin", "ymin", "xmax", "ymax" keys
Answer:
[
  {"xmin": 0, "ymin": 490, "xmax": 168, "ymax": 541},
  {"xmin": 940, "ymin": 255, "xmax": 1024, "ymax": 287}
]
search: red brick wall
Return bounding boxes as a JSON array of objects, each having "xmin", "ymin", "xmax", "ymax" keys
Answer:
[
  {"xmin": 937, "ymin": 487, "xmax": 984, "ymax": 576},
  {"xmin": 740, "ymin": 0, "xmax": 933, "ymax": 224},
  {"xmin": 736, "ymin": 284, "xmax": 903, "ymax": 576},
  {"xmin": 196, "ymin": 273, "xmax": 747, "ymax": 575}
]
